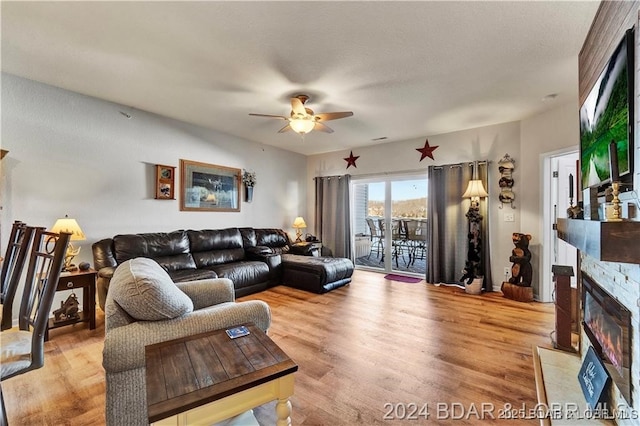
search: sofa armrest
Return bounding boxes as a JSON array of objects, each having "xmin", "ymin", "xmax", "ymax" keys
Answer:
[
  {"xmin": 245, "ymin": 248, "xmax": 282, "ymax": 282},
  {"xmin": 92, "ymin": 238, "xmax": 117, "ymax": 270},
  {"xmin": 103, "ymin": 300, "xmax": 271, "ymax": 373},
  {"xmin": 245, "ymin": 245, "xmax": 273, "ymax": 257},
  {"xmin": 96, "ymin": 266, "xmax": 117, "ymax": 312},
  {"xmin": 290, "ymin": 242, "xmax": 320, "ymax": 256},
  {"xmin": 175, "ymin": 278, "xmax": 235, "ymax": 309}
]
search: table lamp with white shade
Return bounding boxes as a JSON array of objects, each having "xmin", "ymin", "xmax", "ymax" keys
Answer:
[
  {"xmin": 292, "ymin": 217, "xmax": 307, "ymax": 243},
  {"xmin": 50, "ymin": 215, "xmax": 86, "ymax": 271}
]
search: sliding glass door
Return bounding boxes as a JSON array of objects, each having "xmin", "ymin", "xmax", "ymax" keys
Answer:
[{"xmin": 352, "ymin": 174, "xmax": 427, "ymax": 276}]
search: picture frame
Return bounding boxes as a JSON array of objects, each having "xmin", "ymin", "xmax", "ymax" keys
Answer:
[
  {"xmin": 179, "ymin": 159, "xmax": 241, "ymax": 212},
  {"xmin": 155, "ymin": 164, "xmax": 176, "ymax": 200}
]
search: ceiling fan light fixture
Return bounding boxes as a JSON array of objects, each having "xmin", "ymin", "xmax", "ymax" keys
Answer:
[{"xmin": 290, "ymin": 118, "xmax": 315, "ymax": 134}]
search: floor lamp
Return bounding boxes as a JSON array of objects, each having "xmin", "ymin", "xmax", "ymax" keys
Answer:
[{"xmin": 461, "ymin": 162, "xmax": 488, "ymax": 291}]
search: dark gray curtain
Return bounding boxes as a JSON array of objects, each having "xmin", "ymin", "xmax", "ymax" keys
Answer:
[
  {"xmin": 426, "ymin": 162, "xmax": 492, "ymax": 291},
  {"xmin": 315, "ymin": 175, "xmax": 351, "ymax": 258}
]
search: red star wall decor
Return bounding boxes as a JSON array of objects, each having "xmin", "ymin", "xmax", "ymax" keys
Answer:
[
  {"xmin": 416, "ymin": 138, "xmax": 439, "ymax": 161},
  {"xmin": 344, "ymin": 151, "xmax": 360, "ymax": 168}
]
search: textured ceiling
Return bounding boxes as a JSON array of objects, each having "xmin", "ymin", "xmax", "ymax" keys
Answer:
[{"xmin": 1, "ymin": 1, "xmax": 600, "ymax": 155}]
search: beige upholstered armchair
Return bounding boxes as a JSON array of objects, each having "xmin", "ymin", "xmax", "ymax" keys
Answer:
[{"xmin": 102, "ymin": 258, "xmax": 271, "ymax": 426}]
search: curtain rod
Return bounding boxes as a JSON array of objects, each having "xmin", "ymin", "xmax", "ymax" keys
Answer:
[
  {"xmin": 313, "ymin": 174, "xmax": 351, "ymax": 180},
  {"xmin": 346, "ymin": 168, "xmax": 429, "ymax": 180},
  {"xmin": 431, "ymin": 160, "xmax": 489, "ymax": 170},
  {"xmin": 316, "ymin": 160, "xmax": 489, "ymax": 178}
]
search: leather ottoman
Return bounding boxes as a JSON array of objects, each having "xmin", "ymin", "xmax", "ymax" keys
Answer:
[{"xmin": 281, "ymin": 254, "xmax": 354, "ymax": 293}]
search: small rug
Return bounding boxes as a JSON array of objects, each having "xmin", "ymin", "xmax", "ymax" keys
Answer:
[{"xmin": 384, "ymin": 274, "xmax": 422, "ymax": 283}]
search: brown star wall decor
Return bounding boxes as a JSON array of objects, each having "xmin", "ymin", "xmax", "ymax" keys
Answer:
[
  {"xmin": 344, "ymin": 151, "xmax": 360, "ymax": 168},
  {"xmin": 416, "ymin": 138, "xmax": 439, "ymax": 161}
]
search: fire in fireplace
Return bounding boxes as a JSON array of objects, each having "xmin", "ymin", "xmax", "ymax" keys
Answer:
[{"xmin": 582, "ymin": 273, "xmax": 632, "ymax": 404}]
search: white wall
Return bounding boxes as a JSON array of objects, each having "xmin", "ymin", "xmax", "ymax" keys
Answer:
[
  {"xmin": 1, "ymin": 73, "xmax": 307, "ymax": 319},
  {"xmin": 306, "ymin": 121, "xmax": 522, "ymax": 289},
  {"xmin": 520, "ymin": 101, "xmax": 580, "ymax": 299},
  {"xmin": 0, "ymin": 73, "xmax": 581, "ymax": 300}
]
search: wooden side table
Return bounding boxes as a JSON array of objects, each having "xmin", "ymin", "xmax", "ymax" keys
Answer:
[
  {"xmin": 46, "ymin": 269, "xmax": 97, "ymax": 341},
  {"xmin": 146, "ymin": 323, "xmax": 298, "ymax": 425}
]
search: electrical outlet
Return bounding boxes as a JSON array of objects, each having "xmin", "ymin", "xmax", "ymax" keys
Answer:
[
  {"xmin": 504, "ymin": 213, "xmax": 515, "ymax": 222},
  {"xmin": 504, "ymin": 267, "xmax": 510, "ymax": 277}
]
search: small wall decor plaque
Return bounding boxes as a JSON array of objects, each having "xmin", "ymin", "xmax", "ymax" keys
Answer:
[{"xmin": 155, "ymin": 164, "xmax": 176, "ymax": 200}]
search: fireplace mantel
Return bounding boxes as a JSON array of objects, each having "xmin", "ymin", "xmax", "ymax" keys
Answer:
[{"xmin": 557, "ymin": 219, "xmax": 640, "ymax": 264}]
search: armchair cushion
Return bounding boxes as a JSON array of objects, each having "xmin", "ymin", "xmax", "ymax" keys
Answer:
[{"xmin": 110, "ymin": 258, "xmax": 193, "ymax": 321}]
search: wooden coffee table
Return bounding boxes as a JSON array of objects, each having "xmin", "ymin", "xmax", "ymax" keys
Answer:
[{"xmin": 145, "ymin": 323, "xmax": 298, "ymax": 426}]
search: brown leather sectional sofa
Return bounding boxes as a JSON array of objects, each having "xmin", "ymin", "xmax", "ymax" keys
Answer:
[{"xmin": 92, "ymin": 227, "xmax": 354, "ymax": 310}]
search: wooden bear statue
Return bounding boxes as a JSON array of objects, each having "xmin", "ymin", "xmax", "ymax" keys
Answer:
[
  {"xmin": 508, "ymin": 233, "xmax": 532, "ymax": 287},
  {"xmin": 501, "ymin": 233, "xmax": 533, "ymax": 302}
]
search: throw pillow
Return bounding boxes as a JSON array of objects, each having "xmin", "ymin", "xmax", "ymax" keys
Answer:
[{"xmin": 110, "ymin": 257, "xmax": 193, "ymax": 321}]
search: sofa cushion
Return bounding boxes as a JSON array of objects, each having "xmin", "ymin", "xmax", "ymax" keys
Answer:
[
  {"xmin": 110, "ymin": 258, "xmax": 193, "ymax": 321},
  {"xmin": 239, "ymin": 227, "xmax": 257, "ymax": 248},
  {"xmin": 153, "ymin": 253, "xmax": 198, "ymax": 272},
  {"xmin": 113, "ymin": 230, "xmax": 195, "ymax": 265},
  {"xmin": 169, "ymin": 269, "xmax": 217, "ymax": 283},
  {"xmin": 254, "ymin": 228, "xmax": 290, "ymax": 247},
  {"xmin": 208, "ymin": 261, "xmax": 270, "ymax": 289},
  {"xmin": 188, "ymin": 228, "xmax": 246, "ymax": 267}
]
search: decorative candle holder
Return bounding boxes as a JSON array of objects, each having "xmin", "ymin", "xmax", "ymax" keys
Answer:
[{"xmin": 608, "ymin": 181, "xmax": 623, "ymax": 221}]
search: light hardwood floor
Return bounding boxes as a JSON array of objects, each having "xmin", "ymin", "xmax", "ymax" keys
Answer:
[{"xmin": 2, "ymin": 270, "xmax": 555, "ymax": 425}]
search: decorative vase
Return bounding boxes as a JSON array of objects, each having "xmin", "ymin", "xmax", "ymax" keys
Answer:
[
  {"xmin": 245, "ymin": 185, "xmax": 253, "ymax": 203},
  {"xmin": 465, "ymin": 277, "xmax": 483, "ymax": 295}
]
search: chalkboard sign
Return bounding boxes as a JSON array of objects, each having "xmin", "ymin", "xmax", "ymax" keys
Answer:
[{"xmin": 578, "ymin": 346, "xmax": 610, "ymax": 409}]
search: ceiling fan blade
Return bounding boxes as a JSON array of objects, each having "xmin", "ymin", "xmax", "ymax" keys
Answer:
[
  {"xmin": 249, "ymin": 113, "xmax": 288, "ymax": 120},
  {"xmin": 278, "ymin": 123, "xmax": 292, "ymax": 133},
  {"xmin": 314, "ymin": 122, "xmax": 334, "ymax": 133},
  {"xmin": 290, "ymin": 97, "xmax": 308, "ymax": 116},
  {"xmin": 315, "ymin": 111, "xmax": 354, "ymax": 121}
]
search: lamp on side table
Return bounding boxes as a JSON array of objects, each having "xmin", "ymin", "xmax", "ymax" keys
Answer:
[
  {"xmin": 292, "ymin": 217, "xmax": 307, "ymax": 243},
  {"xmin": 50, "ymin": 215, "xmax": 86, "ymax": 272}
]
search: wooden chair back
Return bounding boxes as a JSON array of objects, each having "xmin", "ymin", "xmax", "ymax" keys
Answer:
[
  {"xmin": 19, "ymin": 228, "xmax": 70, "ymax": 331},
  {"xmin": 0, "ymin": 221, "xmax": 35, "ymax": 331},
  {"xmin": 1, "ymin": 228, "xmax": 69, "ymax": 381}
]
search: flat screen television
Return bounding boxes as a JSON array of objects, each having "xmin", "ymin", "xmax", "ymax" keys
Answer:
[{"xmin": 579, "ymin": 27, "xmax": 634, "ymax": 192}]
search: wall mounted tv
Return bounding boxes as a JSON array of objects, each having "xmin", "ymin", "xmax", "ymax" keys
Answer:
[{"xmin": 579, "ymin": 27, "xmax": 634, "ymax": 192}]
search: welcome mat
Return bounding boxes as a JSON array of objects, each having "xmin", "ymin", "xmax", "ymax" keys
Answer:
[{"xmin": 384, "ymin": 274, "xmax": 423, "ymax": 283}]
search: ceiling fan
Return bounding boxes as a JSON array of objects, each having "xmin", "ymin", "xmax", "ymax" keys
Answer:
[{"xmin": 249, "ymin": 95, "xmax": 353, "ymax": 135}]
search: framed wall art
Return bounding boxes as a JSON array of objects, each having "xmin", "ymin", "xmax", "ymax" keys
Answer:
[
  {"xmin": 180, "ymin": 159, "xmax": 241, "ymax": 212},
  {"xmin": 155, "ymin": 164, "xmax": 176, "ymax": 200}
]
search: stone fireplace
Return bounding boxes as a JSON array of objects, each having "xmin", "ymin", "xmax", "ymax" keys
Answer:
[
  {"xmin": 557, "ymin": 218, "xmax": 640, "ymax": 416},
  {"xmin": 582, "ymin": 272, "xmax": 633, "ymax": 405},
  {"xmin": 580, "ymin": 254, "xmax": 639, "ymax": 415}
]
